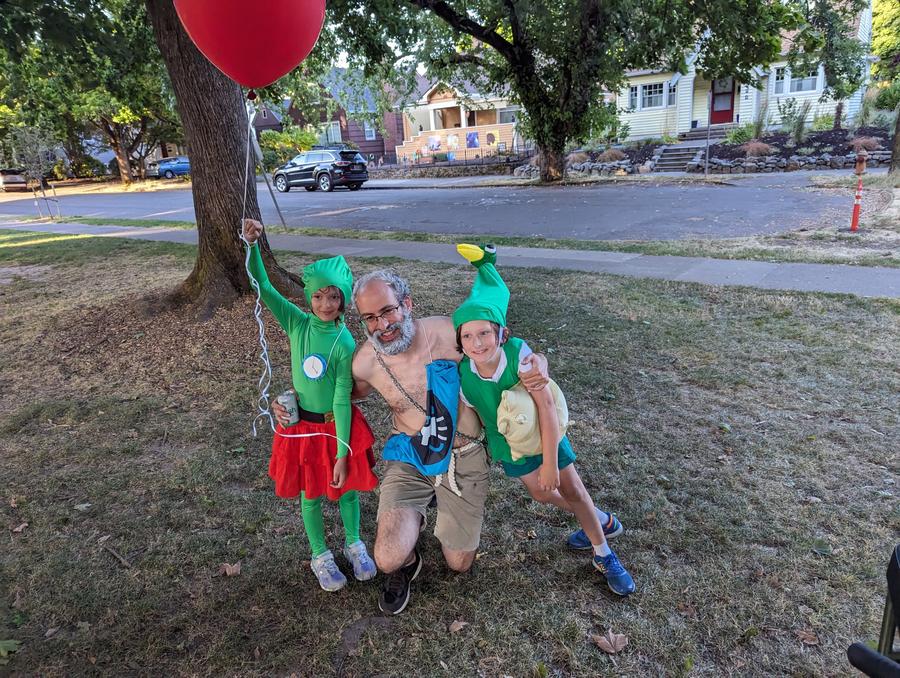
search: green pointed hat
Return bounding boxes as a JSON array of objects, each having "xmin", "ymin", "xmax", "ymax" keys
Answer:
[
  {"xmin": 302, "ymin": 255, "xmax": 353, "ymax": 310},
  {"xmin": 452, "ymin": 243, "xmax": 509, "ymax": 329}
]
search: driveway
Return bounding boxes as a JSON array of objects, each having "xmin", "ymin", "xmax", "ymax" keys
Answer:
[{"xmin": 0, "ymin": 172, "xmax": 854, "ymax": 241}]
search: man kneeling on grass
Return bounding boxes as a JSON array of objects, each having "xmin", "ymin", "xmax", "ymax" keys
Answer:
[{"xmin": 273, "ymin": 267, "xmax": 629, "ymax": 612}]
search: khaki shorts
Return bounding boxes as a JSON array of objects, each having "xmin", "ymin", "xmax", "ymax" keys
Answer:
[{"xmin": 377, "ymin": 441, "xmax": 489, "ymax": 552}]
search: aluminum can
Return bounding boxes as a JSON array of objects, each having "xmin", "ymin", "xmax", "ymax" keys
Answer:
[{"xmin": 275, "ymin": 390, "xmax": 300, "ymax": 426}]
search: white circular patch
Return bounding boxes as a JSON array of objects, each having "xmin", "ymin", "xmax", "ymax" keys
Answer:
[{"xmin": 302, "ymin": 354, "xmax": 327, "ymax": 380}]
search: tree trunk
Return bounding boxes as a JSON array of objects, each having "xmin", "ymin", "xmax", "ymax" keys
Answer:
[
  {"xmin": 145, "ymin": 0, "xmax": 302, "ymax": 316},
  {"xmin": 111, "ymin": 131, "xmax": 133, "ymax": 186},
  {"xmin": 539, "ymin": 144, "xmax": 566, "ymax": 182},
  {"xmin": 891, "ymin": 109, "xmax": 900, "ymax": 175},
  {"xmin": 833, "ymin": 100, "xmax": 844, "ymax": 130}
]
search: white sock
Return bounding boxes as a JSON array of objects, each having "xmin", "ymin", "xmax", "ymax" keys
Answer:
[
  {"xmin": 596, "ymin": 508, "xmax": 611, "ymax": 525},
  {"xmin": 593, "ymin": 542, "xmax": 611, "ymax": 557}
]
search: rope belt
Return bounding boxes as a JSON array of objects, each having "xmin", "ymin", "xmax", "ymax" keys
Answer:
[{"xmin": 434, "ymin": 432, "xmax": 485, "ymax": 497}]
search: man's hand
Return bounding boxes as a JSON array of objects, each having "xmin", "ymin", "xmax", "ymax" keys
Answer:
[
  {"xmin": 538, "ymin": 463, "xmax": 560, "ymax": 493},
  {"xmin": 331, "ymin": 456, "xmax": 348, "ymax": 489},
  {"xmin": 519, "ymin": 352, "xmax": 550, "ymax": 392},
  {"xmin": 271, "ymin": 396, "xmax": 295, "ymax": 427},
  {"xmin": 242, "ymin": 218, "xmax": 263, "ymax": 245}
]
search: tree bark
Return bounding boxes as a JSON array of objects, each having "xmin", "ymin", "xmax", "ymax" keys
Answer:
[
  {"xmin": 144, "ymin": 0, "xmax": 302, "ymax": 316},
  {"xmin": 539, "ymin": 144, "xmax": 566, "ymax": 182},
  {"xmin": 110, "ymin": 127, "xmax": 134, "ymax": 186},
  {"xmin": 891, "ymin": 109, "xmax": 899, "ymax": 174},
  {"xmin": 833, "ymin": 100, "xmax": 844, "ymax": 130}
]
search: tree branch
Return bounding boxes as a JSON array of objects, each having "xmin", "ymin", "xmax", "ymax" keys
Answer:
[
  {"xmin": 434, "ymin": 52, "xmax": 487, "ymax": 67},
  {"xmin": 407, "ymin": 0, "xmax": 517, "ymax": 63}
]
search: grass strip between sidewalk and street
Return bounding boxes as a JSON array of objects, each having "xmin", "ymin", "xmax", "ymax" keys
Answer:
[{"xmin": 1, "ymin": 230, "xmax": 898, "ymax": 676}]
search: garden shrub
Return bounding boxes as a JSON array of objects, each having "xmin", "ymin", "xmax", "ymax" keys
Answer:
[
  {"xmin": 724, "ymin": 123, "xmax": 753, "ymax": 145},
  {"xmin": 778, "ymin": 98, "xmax": 813, "ymax": 145},
  {"xmin": 752, "ymin": 100, "xmax": 770, "ymax": 139},
  {"xmin": 566, "ymin": 151, "xmax": 589, "ymax": 166},
  {"xmin": 848, "ymin": 136, "xmax": 881, "ymax": 152},
  {"xmin": 740, "ymin": 141, "xmax": 773, "ymax": 157},
  {"xmin": 596, "ymin": 148, "xmax": 626, "ymax": 162}
]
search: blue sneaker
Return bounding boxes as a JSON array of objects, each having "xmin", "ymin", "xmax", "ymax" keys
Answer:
[
  {"xmin": 310, "ymin": 550, "xmax": 347, "ymax": 592},
  {"xmin": 593, "ymin": 551, "xmax": 635, "ymax": 596},
  {"xmin": 567, "ymin": 512, "xmax": 624, "ymax": 550}
]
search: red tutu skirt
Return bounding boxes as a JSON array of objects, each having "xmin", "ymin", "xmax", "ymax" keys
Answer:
[{"xmin": 269, "ymin": 404, "xmax": 377, "ymax": 500}]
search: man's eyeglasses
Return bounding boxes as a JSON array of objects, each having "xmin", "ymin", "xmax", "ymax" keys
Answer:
[{"xmin": 359, "ymin": 303, "xmax": 403, "ymax": 327}]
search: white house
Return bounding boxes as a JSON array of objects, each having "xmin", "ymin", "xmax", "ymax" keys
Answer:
[{"xmin": 616, "ymin": 1, "xmax": 873, "ymax": 140}]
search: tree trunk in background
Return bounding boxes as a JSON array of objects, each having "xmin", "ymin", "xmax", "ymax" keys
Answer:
[
  {"xmin": 539, "ymin": 145, "xmax": 566, "ymax": 182},
  {"xmin": 110, "ymin": 131, "xmax": 133, "ymax": 185},
  {"xmin": 145, "ymin": 0, "xmax": 302, "ymax": 316},
  {"xmin": 833, "ymin": 100, "xmax": 844, "ymax": 130}
]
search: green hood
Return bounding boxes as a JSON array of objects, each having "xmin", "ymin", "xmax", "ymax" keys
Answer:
[
  {"xmin": 452, "ymin": 243, "xmax": 509, "ymax": 329},
  {"xmin": 302, "ymin": 255, "xmax": 353, "ymax": 310}
]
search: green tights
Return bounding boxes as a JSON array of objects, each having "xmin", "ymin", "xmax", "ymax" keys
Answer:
[{"xmin": 300, "ymin": 491, "xmax": 360, "ymax": 557}]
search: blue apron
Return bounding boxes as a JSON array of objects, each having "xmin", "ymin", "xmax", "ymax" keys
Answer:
[{"xmin": 382, "ymin": 359, "xmax": 459, "ymax": 476}]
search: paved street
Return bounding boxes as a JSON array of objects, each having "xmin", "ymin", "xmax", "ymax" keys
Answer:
[
  {"xmin": 6, "ymin": 220, "xmax": 900, "ymax": 298},
  {"xmin": 0, "ymin": 171, "xmax": 855, "ymax": 240}
]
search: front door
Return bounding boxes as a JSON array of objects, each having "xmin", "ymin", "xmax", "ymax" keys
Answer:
[{"xmin": 710, "ymin": 77, "xmax": 735, "ymax": 125}]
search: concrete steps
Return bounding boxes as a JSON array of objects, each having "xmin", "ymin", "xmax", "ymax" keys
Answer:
[
  {"xmin": 678, "ymin": 125, "xmax": 733, "ymax": 141},
  {"xmin": 653, "ymin": 147, "xmax": 698, "ymax": 172}
]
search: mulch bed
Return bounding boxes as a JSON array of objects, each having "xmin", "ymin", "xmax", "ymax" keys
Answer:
[{"xmin": 708, "ymin": 126, "xmax": 893, "ymax": 160}]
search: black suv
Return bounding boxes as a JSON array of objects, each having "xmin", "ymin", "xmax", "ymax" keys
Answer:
[{"xmin": 273, "ymin": 148, "xmax": 368, "ymax": 193}]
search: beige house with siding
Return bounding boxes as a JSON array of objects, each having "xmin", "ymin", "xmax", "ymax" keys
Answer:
[
  {"xmin": 394, "ymin": 81, "xmax": 525, "ymax": 163},
  {"xmin": 616, "ymin": 0, "xmax": 873, "ymax": 140}
]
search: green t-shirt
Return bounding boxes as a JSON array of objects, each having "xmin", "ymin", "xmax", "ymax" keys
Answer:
[
  {"xmin": 459, "ymin": 336, "xmax": 533, "ymax": 466},
  {"xmin": 248, "ymin": 244, "xmax": 355, "ymax": 457}
]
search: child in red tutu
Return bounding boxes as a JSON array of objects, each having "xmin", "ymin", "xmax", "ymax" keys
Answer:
[{"xmin": 243, "ymin": 218, "xmax": 378, "ymax": 592}]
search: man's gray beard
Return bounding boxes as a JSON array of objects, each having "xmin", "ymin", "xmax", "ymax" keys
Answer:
[{"xmin": 368, "ymin": 309, "xmax": 416, "ymax": 356}]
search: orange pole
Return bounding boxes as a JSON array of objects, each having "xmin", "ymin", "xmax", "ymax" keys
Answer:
[{"xmin": 850, "ymin": 176, "xmax": 862, "ymax": 232}]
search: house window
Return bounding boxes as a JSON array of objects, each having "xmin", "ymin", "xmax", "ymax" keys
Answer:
[
  {"xmin": 667, "ymin": 82, "xmax": 677, "ymax": 106},
  {"xmin": 641, "ymin": 83, "xmax": 664, "ymax": 109},
  {"xmin": 790, "ymin": 68, "xmax": 818, "ymax": 92},
  {"xmin": 363, "ymin": 121, "xmax": 376, "ymax": 141},
  {"xmin": 318, "ymin": 120, "xmax": 342, "ymax": 145},
  {"xmin": 628, "ymin": 85, "xmax": 638, "ymax": 110},
  {"xmin": 498, "ymin": 106, "xmax": 520, "ymax": 124},
  {"xmin": 774, "ymin": 67, "xmax": 786, "ymax": 94}
]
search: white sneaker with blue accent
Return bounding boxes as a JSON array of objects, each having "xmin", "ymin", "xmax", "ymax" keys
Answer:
[
  {"xmin": 310, "ymin": 550, "xmax": 347, "ymax": 592},
  {"xmin": 343, "ymin": 540, "xmax": 377, "ymax": 581}
]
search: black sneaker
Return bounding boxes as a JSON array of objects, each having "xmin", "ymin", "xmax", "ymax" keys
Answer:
[{"xmin": 378, "ymin": 548, "xmax": 423, "ymax": 615}]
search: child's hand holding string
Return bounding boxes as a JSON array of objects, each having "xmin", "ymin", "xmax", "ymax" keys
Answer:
[
  {"xmin": 331, "ymin": 456, "xmax": 348, "ymax": 489},
  {"xmin": 242, "ymin": 218, "xmax": 263, "ymax": 245}
]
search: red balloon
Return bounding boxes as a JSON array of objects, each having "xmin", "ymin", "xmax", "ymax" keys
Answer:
[{"xmin": 174, "ymin": 0, "xmax": 326, "ymax": 89}]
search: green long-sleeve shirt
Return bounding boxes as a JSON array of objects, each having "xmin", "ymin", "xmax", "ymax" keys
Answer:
[{"xmin": 248, "ymin": 244, "xmax": 356, "ymax": 457}]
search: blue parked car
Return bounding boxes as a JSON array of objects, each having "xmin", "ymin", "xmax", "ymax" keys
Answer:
[{"xmin": 156, "ymin": 156, "xmax": 190, "ymax": 179}]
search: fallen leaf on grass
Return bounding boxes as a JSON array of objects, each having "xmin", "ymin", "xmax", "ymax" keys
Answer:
[
  {"xmin": 11, "ymin": 523, "xmax": 27, "ymax": 533},
  {"xmin": 97, "ymin": 535, "xmax": 111, "ymax": 544},
  {"xmin": 73, "ymin": 503, "xmax": 92, "ymax": 512},
  {"xmin": 592, "ymin": 630, "xmax": 628, "ymax": 654},
  {"xmin": 218, "ymin": 562, "xmax": 241, "ymax": 576},
  {"xmin": 44, "ymin": 627, "xmax": 59, "ymax": 638},
  {"xmin": 0, "ymin": 639, "xmax": 21, "ymax": 658},
  {"xmin": 810, "ymin": 538, "xmax": 832, "ymax": 556},
  {"xmin": 449, "ymin": 619, "xmax": 469, "ymax": 633},
  {"xmin": 526, "ymin": 529, "xmax": 537, "ymax": 540},
  {"xmin": 677, "ymin": 602, "xmax": 697, "ymax": 618},
  {"xmin": 795, "ymin": 629, "xmax": 819, "ymax": 646},
  {"xmin": 253, "ymin": 646, "xmax": 261, "ymax": 659},
  {"xmin": 440, "ymin": 659, "xmax": 449, "ymax": 670},
  {"xmin": 8, "ymin": 496, "xmax": 17, "ymax": 508}
]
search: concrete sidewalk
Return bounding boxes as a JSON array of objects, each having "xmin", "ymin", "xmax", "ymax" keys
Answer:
[{"xmin": 4, "ymin": 220, "xmax": 900, "ymax": 299}]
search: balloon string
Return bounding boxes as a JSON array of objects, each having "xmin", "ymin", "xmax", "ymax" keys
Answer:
[{"xmin": 238, "ymin": 93, "xmax": 352, "ymax": 456}]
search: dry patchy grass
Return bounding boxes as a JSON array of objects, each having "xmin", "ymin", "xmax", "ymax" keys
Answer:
[{"xmin": 1, "ymin": 232, "xmax": 898, "ymax": 676}]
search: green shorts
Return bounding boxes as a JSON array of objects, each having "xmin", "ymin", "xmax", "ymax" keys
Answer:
[{"xmin": 501, "ymin": 436, "xmax": 577, "ymax": 478}]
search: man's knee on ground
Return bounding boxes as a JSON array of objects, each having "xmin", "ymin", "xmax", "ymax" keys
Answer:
[{"xmin": 443, "ymin": 548, "xmax": 475, "ymax": 573}]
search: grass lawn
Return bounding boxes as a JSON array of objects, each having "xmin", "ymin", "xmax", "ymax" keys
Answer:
[{"xmin": 1, "ymin": 229, "xmax": 898, "ymax": 676}]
